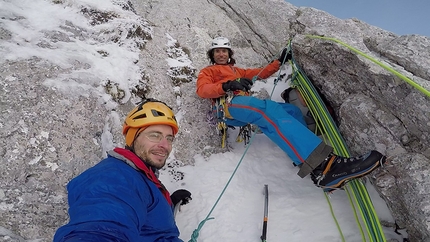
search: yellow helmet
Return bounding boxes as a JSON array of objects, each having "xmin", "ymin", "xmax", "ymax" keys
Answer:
[{"xmin": 122, "ymin": 99, "xmax": 179, "ymax": 147}]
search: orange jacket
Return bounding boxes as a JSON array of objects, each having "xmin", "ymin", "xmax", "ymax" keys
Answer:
[{"xmin": 196, "ymin": 60, "xmax": 281, "ymax": 98}]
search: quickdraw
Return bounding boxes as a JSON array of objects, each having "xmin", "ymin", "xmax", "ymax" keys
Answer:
[
  {"xmin": 236, "ymin": 124, "xmax": 252, "ymax": 145},
  {"xmin": 212, "ymin": 92, "xmax": 253, "ymax": 148},
  {"xmin": 212, "ymin": 95, "xmax": 230, "ymax": 148}
]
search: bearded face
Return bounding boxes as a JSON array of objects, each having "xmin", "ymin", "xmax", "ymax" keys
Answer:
[{"xmin": 132, "ymin": 124, "xmax": 174, "ymax": 169}]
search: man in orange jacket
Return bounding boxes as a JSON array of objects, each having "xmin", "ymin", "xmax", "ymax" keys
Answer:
[{"xmin": 196, "ymin": 36, "xmax": 386, "ymax": 190}]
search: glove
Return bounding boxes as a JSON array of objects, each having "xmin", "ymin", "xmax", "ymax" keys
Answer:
[
  {"xmin": 170, "ymin": 189, "xmax": 192, "ymax": 206},
  {"xmin": 222, "ymin": 78, "xmax": 253, "ymax": 92},
  {"xmin": 277, "ymin": 47, "xmax": 292, "ymax": 63}
]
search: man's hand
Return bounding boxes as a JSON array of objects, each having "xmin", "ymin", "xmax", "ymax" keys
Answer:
[{"xmin": 222, "ymin": 78, "xmax": 253, "ymax": 92}]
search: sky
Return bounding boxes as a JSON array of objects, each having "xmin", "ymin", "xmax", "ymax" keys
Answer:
[
  {"xmin": 0, "ymin": 0, "xmax": 408, "ymax": 241},
  {"xmin": 286, "ymin": 0, "xmax": 430, "ymax": 37}
]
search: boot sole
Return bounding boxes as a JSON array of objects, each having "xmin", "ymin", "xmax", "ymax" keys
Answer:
[{"xmin": 320, "ymin": 156, "xmax": 386, "ymax": 190}]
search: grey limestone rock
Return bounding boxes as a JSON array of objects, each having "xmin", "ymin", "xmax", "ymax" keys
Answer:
[{"xmin": 1, "ymin": 0, "xmax": 429, "ymax": 241}]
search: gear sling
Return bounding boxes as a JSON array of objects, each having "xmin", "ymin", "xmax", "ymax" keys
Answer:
[{"xmin": 212, "ymin": 91, "xmax": 253, "ymax": 148}]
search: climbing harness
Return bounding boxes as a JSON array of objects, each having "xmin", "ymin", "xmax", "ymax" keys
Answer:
[{"xmin": 211, "ymin": 91, "xmax": 256, "ymax": 148}]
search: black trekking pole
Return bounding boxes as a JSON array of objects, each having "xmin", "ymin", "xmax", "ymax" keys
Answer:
[{"xmin": 261, "ymin": 184, "xmax": 269, "ymax": 242}]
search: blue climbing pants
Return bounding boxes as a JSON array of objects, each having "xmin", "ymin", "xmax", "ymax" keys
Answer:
[{"xmin": 225, "ymin": 95, "xmax": 322, "ymax": 166}]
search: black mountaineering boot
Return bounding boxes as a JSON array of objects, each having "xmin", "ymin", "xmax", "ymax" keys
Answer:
[{"xmin": 310, "ymin": 150, "xmax": 386, "ymax": 190}]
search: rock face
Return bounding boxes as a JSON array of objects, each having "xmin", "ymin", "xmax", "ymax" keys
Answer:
[
  {"xmin": 290, "ymin": 21, "xmax": 430, "ymax": 241},
  {"xmin": 0, "ymin": 0, "xmax": 429, "ymax": 241}
]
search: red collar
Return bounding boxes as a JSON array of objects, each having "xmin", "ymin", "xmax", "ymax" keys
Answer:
[{"xmin": 113, "ymin": 147, "xmax": 172, "ymax": 206}]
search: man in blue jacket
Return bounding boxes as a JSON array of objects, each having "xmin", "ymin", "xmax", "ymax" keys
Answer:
[{"xmin": 54, "ymin": 99, "xmax": 192, "ymax": 241}]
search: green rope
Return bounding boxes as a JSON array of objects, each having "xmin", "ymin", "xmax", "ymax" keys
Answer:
[
  {"xmin": 302, "ymin": 34, "xmax": 428, "ymax": 242},
  {"xmin": 291, "ymin": 63, "xmax": 351, "ymax": 242},
  {"xmin": 291, "ymin": 65, "xmax": 369, "ymax": 241},
  {"xmin": 279, "ymin": 44, "xmax": 347, "ymax": 241},
  {"xmin": 188, "ymin": 133, "xmax": 257, "ymax": 242},
  {"xmin": 289, "ymin": 39, "xmax": 388, "ymax": 241},
  {"xmin": 324, "ymin": 192, "xmax": 346, "ymax": 242},
  {"xmin": 345, "ymin": 186, "xmax": 366, "ymax": 242},
  {"xmin": 306, "ymin": 35, "xmax": 430, "ymax": 98},
  {"xmin": 352, "ymin": 179, "xmax": 386, "ymax": 242}
]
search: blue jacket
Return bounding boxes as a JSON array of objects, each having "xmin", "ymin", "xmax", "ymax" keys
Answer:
[{"xmin": 54, "ymin": 149, "xmax": 182, "ymax": 241}]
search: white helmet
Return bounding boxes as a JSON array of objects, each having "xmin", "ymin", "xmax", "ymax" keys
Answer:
[{"xmin": 209, "ymin": 37, "xmax": 231, "ymax": 50}]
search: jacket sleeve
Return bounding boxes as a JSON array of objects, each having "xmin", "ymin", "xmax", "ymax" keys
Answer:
[
  {"xmin": 53, "ymin": 167, "xmax": 147, "ymax": 242},
  {"xmin": 196, "ymin": 67, "xmax": 226, "ymax": 98},
  {"xmin": 239, "ymin": 60, "xmax": 281, "ymax": 80}
]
